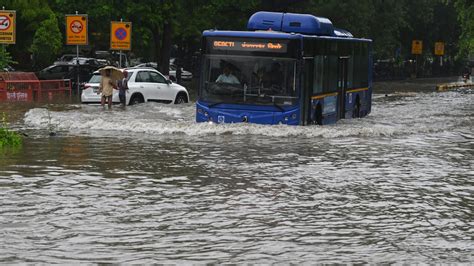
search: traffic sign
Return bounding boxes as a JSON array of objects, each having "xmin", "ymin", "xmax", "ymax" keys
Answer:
[
  {"xmin": 0, "ymin": 10, "xmax": 16, "ymax": 44},
  {"xmin": 66, "ymin": 14, "xmax": 88, "ymax": 45},
  {"xmin": 434, "ymin": 42, "xmax": 445, "ymax": 56},
  {"xmin": 110, "ymin": 21, "xmax": 132, "ymax": 50},
  {"xmin": 411, "ymin": 40, "xmax": 423, "ymax": 55}
]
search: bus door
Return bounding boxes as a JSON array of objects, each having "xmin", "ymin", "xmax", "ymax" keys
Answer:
[
  {"xmin": 337, "ymin": 56, "xmax": 349, "ymax": 119},
  {"xmin": 301, "ymin": 58, "xmax": 313, "ymax": 125}
]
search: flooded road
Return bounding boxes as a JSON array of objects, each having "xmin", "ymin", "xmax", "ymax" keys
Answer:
[{"xmin": 0, "ymin": 88, "xmax": 472, "ymax": 263}]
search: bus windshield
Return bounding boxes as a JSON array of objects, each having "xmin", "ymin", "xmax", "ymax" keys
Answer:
[{"xmin": 200, "ymin": 55, "xmax": 298, "ymax": 106}]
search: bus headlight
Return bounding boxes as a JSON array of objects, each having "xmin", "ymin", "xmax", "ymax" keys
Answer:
[
  {"xmin": 204, "ymin": 112, "xmax": 209, "ymax": 117},
  {"xmin": 291, "ymin": 113, "xmax": 297, "ymax": 119}
]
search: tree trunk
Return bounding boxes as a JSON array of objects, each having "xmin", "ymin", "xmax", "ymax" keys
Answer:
[
  {"xmin": 153, "ymin": 29, "xmax": 161, "ymax": 68},
  {"xmin": 159, "ymin": 21, "xmax": 172, "ymax": 76}
]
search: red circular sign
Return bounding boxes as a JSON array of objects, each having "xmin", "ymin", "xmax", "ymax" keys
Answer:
[
  {"xmin": 69, "ymin": 20, "xmax": 83, "ymax": 34},
  {"xmin": 0, "ymin": 15, "xmax": 12, "ymax": 31}
]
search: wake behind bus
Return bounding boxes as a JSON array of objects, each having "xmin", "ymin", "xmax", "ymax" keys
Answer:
[{"xmin": 196, "ymin": 11, "xmax": 372, "ymax": 125}]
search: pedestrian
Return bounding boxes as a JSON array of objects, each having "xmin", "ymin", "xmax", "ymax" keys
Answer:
[
  {"xmin": 117, "ymin": 70, "xmax": 129, "ymax": 107},
  {"xmin": 99, "ymin": 69, "xmax": 117, "ymax": 109}
]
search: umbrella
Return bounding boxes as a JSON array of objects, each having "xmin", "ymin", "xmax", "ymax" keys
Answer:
[{"xmin": 99, "ymin": 66, "xmax": 124, "ymax": 81}]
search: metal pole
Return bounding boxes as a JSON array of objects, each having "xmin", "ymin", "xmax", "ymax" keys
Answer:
[
  {"xmin": 76, "ymin": 45, "xmax": 79, "ymax": 96},
  {"xmin": 119, "ymin": 18, "xmax": 123, "ymax": 68},
  {"xmin": 2, "ymin": 7, "xmax": 7, "ymax": 71},
  {"xmin": 76, "ymin": 11, "xmax": 80, "ymax": 98}
]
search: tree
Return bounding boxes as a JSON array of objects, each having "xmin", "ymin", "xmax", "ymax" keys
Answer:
[
  {"xmin": 5, "ymin": 0, "xmax": 56, "ymax": 70},
  {"xmin": 29, "ymin": 13, "xmax": 62, "ymax": 68},
  {"xmin": 369, "ymin": 1, "xmax": 405, "ymax": 60},
  {"xmin": 453, "ymin": 0, "xmax": 474, "ymax": 59}
]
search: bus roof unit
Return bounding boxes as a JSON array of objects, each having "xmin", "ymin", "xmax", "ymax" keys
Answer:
[{"xmin": 247, "ymin": 11, "xmax": 351, "ymax": 37}]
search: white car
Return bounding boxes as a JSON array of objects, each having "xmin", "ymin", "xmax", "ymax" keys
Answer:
[
  {"xmin": 135, "ymin": 62, "xmax": 193, "ymax": 81},
  {"xmin": 81, "ymin": 67, "xmax": 189, "ymax": 105}
]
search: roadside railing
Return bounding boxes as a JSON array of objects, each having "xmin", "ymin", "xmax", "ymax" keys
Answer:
[
  {"xmin": 0, "ymin": 72, "xmax": 72, "ymax": 103},
  {"xmin": 37, "ymin": 79, "xmax": 72, "ymax": 102}
]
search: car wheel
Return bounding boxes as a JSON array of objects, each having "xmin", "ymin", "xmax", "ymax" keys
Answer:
[
  {"xmin": 174, "ymin": 93, "xmax": 188, "ymax": 104},
  {"xmin": 129, "ymin": 94, "xmax": 144, "ymax": 105}
]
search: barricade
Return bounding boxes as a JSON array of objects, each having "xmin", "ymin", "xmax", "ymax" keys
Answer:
[
  {"xmin": 0, "ymin": 81, "xmax": 37, "ymax": 102},
  {"xmin": 38, "ymin": 79, "xmax": 72, "ymax": 102},
  {"xmin": 0, "ymin": 72, "xmax": 72, "ymax": 103},
  {"xmin": 0, "ymin": 72, "xmax": 38, "ymax": 102}
]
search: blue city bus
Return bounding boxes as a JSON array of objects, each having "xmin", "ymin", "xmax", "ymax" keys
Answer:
[{"xmin": 196, "ymin": 11, "xmax": 372, "ymax": 125}]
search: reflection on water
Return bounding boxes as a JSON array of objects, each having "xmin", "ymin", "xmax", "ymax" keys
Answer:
[{"xmin": 0, "ymin": 90, "xmax": 473, "ymax": 263}]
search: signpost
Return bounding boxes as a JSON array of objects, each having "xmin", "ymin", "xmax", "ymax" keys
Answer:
[
  {"xmin": 0, "ymin": 8, "xmax": 16, "ymax": 69},
  {"xmin": 66, "ymin": 14, "xmax": 88, "ymax": 45},
  {"xmin": 110, "ymin": 20, "xmax": 132, "ymax": 68},
  {"xmin": 411, "ymin": 40, "xmax": 422, "ymax": 55},
  {"xmin": 66, "ymin": 13, "xmax": 88, "ymax": 98},
  {"xmin": 0, "ymin": 9, "xmax": 16, "ymax": 44},
  {"xmin": 434, "ymin": 42, "xmax": 445, "ymax": 56},
  {"xmin": 411, "ymin": 40, "xmax": 423, "ymax": 77}
]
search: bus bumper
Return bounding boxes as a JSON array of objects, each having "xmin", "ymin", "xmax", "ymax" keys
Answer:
[{"xmin": 196, "ymin": 102, "xmax": 300, "ymax": 125}]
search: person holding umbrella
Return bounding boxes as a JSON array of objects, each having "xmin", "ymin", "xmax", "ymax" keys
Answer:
[{"xmin": 99, "ymin": 66, "xmax": 124, "ymax": 109}]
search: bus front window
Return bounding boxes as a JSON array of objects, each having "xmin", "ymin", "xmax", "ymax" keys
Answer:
[{"xmin": 200, "ymin": 55, "xmax": 297, "ymax": 106}]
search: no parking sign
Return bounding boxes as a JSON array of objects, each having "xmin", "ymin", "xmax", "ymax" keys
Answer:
[
  {"xmin": 110, "ymin": 21, "xmax": 132, "ymax": 50},
  {"xmin": 0, "ymin": 10, "xmax": 16, "ymax": 44}
]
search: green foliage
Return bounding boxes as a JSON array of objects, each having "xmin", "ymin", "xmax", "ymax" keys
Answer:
[
  {"xmin": 0, "ymin": 47, "xmax": 16, "ymax": 70},
  {"xmin": 29, "ymin": 13, "xmax": 62, "ymax": 68},
  {"xmin": 5, "ymin": 0, "xmax": 58, "ymax": 70},
  {"xmin": 3, "ymin": 0, "xmax": 471, "ymax": 67},
  {"xmin": 0, "ymin": 113, "xmax": 22, "ymax": 148},
  {"xmin": 453, "ymin": 0, "xmax": 474, "ymax": 59}
]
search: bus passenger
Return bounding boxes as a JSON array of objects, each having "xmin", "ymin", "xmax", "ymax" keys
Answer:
[{"xmin": 216, "ymin": 65, "xmax": 240, "ymax": 84}]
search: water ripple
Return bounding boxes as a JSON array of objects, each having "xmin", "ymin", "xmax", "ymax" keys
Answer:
[{"xmin": 0, "ymin": 91, "xmax": 472, "ymax": 263}]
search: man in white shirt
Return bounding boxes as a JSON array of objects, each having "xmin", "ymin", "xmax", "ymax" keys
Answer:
[{"xmin": 216, "ymin": 65, "xmax": 240, "ymax": 84}]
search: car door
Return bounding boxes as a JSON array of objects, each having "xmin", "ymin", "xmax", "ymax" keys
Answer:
[
  {"xmin": 148, "ymin": 71, "xmax": 171, "ymax": 102},
  {"xmin": 134, "ymin": 70, "xmax": 167, "ymax": 102}
]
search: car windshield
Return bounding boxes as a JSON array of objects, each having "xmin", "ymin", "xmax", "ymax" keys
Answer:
[
  {"xmin": 88, "ymin": 73, "xmax": 101, "ymax": 83},
  {"xmin": 200, "ymin": 55, "xmax": 297, "ymax": 106}
]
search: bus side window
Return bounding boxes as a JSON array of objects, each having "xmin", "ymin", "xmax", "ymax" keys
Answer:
[
  {"xmin": 313, "ymin": 56, "xmax": 324, "ymax": 94},
  {"xmin": 326, "ymin": 56, "xmax": 338, "ymax": 92}
]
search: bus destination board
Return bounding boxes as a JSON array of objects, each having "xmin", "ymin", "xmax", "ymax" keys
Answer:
[{"xmin": 212, "ymin": 40, "xmax": 288, "ymax": 53}]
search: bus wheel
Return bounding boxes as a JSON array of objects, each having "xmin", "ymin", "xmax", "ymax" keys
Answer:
[
  {"xmin": 315, "ymin": 104, "xmax": 323, "ymax": 125},
  {"xmin": 353, "ymin": 98, "xmax": 360, "ymax": 118}
]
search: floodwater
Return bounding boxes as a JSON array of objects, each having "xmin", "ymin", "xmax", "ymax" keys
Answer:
[{"xmin": 0, "ymin": 88, "xmax": 472, "ymax": 263}]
